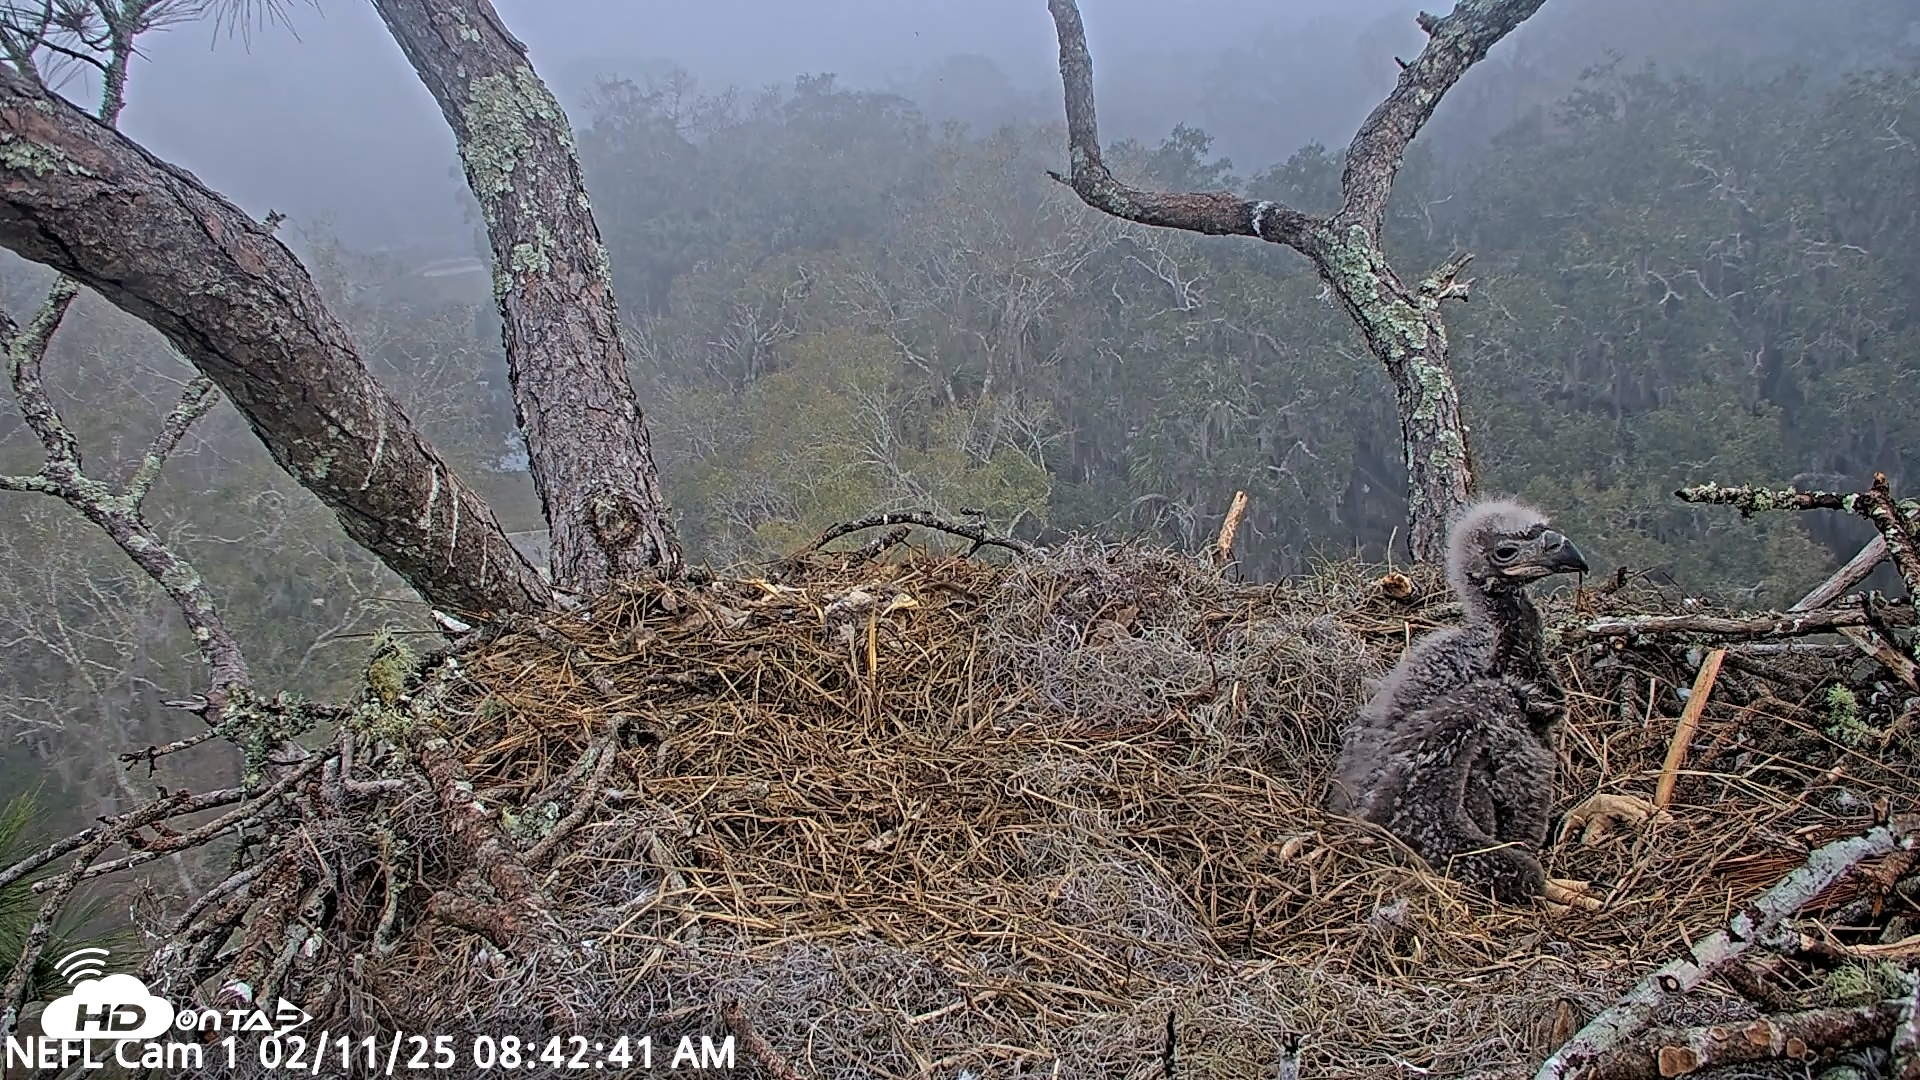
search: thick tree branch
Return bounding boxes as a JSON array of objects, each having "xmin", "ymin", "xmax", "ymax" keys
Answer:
[
  {"xmin": 1045, "ymin": 0, "xmax": 1313, "ymax": 244},
  {"xmin": 1336, "ymin": 0, "xmax": 1548, "ymax": 232},
  {"xmin": 1575, "ymin": 1001, "xmax": 1906, "ymax": 1080},
  {"xmin": 371, "ymin": 0, "xmax": 683, "ymax": 593},
  {"xmin": 0, "ymin": 63, "xmax": 552, "ymax": 617},
  {"xmin": 1537, "ymin": 820, "xmax": 1919, "ymax": 1080}
]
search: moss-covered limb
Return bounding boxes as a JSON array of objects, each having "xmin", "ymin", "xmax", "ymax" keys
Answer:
[
  {"xmin": 1679, "ymin": 476, "xmax": 1920, "ymax": 602},
  {"xmin": 1336, "ymin": 0, "xmax": 1550, "ymax": 233},
  {"xmin": 0, "ymin": 236, "xmax": 252, "ymax": 709},
  {"xmin": 1861, "ymin": 473, "xmax": 1920, "ymax": 602},
  {"xmin": 1310, "ymin": 226, "xmax": 1475, "ymax": 561},
  {"xmin": 370, "ymin": 0, "xmax": 682, "ymax": 594},
  {"xmin": 1892, "ymin": 974, "xmax": 1920, "ymax": 1080},
  {"xmin": 0, "ymin": 65, "xmax": 553, "ymax": 618},
  {"xmin": 124, "ymin": 373, "xmax": 217, "ymax": 508},
  {"xmin": 1566, "ymin": 606, "xmax": 1910, "ymax": 642},
  {"xmin": 1537, "ymin": 821, "xmax": 1919, "ymax": 1080},
  {"xmin": 1046, "ymin": 0, "xmax": 1488, "ymax": 561},
  {"xmin": 1676, "ymin": 481, "xmax": 1856, "ymax": 515}
]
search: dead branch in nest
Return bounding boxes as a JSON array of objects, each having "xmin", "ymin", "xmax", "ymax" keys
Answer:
[
  {"xmin": 722, "ymin": 1000, "xmax": 807, "ymax": 1080},
  {"xmin": 524, "ymin": 725, "xmax": 623, "ymax": 869},
  {"xmin": 40, "ymin": 759, "xmax": 323, "ymax": 891},
  {"xmin": 1784, "ymin": 504, "xmax": 1920, "ymax": 687},
  {"xmin": 1653, "ymin": 649, "xmax": 1724, "ymax": 809},
  {"xmin": 1795, "ymin": 535, "xmax": 1896, "ymax": 612},
  {"xmin": 1566, "ymin": 606, "xmax": 1909, "ymax": 642},
  {"xmin": 1575, "ymin": 1000, "xmax": 1907, "ymax": 1080},
  {"xmin": 794, "ymin": 511, "xmax": 1033, "ymax": 559},
  {"xmin": 1536, "ymin": 820, "xmax": 1919, "ymax": 1080},
  {"xmin": 1, "ymin": 788, "xmax": 199, "ymax": 1030},
  {"xmin": 417, "ymin": 737, "xmax": 554, "ymax": 946},
  {"xmin": 1212, "ymin": 490, "xmax": 1249, "ymax": 568},
  {"xmin": 0, "ymin": 785, "xmax": 245, "ymax": 897}
]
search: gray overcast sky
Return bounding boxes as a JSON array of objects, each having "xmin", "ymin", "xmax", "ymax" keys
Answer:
[
  {"xmin": 116, "ymin": 0, "xmax": 1403, "ymax": 249},
  {"xmin": 103, "ymin": 0, "xmax": 1915, "ymax": 253}
]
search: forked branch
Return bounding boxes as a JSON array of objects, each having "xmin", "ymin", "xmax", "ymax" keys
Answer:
[{"xmin": 1045, "ymin": 0, "xmax": 1545, "ymax": 561}]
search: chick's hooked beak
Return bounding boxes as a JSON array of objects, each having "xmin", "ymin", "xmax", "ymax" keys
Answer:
[{"xmin": 1506, "ymin": 529, "xmax": 1588, "ymax": 579}]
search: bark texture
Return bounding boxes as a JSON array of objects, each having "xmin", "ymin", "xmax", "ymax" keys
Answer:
[
  {"xmin": 0, "ymin": 65, "xmax": 550, "ymax": 618},
  {"xmin": 372, "ymin": 0, "xmax": 683, "ymax": 593},
  {"xmin": 1047, "ymin": 0, "xmax": 1548, "ymax": 561}
]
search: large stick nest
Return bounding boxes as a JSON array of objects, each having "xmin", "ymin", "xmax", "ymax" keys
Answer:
[{"xmin": 140, "ymin": 540, "xmax": 1920, "ymax": 1078}]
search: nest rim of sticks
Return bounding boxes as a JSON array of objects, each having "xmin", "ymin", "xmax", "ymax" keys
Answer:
[
  {"xmin": 9, "ymin": 521, "xmax": 1919, "ymax": 1080},
  {"xmin": 299, "ymin": 536, "xmax": 1920, "ymax": 1075}
]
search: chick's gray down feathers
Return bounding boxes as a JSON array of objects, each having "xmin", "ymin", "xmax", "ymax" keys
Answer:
[{"xmin": 1324, "ymin": 498, "xmax": 1589, "ymax": 902}]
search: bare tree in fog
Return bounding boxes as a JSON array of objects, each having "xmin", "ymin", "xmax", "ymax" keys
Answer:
[{"xmin": 1046, "ymin": 0, "xmax": 1546, "ymax": 561}]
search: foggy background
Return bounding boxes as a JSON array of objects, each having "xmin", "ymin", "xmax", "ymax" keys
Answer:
[{"xmin": 123, "ymin": 0, "xmax": 1920, "ymax": 253}]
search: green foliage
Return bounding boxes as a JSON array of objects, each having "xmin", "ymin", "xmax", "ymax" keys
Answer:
[
  {"xmin": 669, "ymin": 329, "xmax": 1050, "ymax": 563},
  {"xmin": 0, "ymin": 790, "xmax": 123, "ymax": 1004},
  {"xmin": 1822, "ymin": 685, "xmax": 1876, "ymax": 748}
]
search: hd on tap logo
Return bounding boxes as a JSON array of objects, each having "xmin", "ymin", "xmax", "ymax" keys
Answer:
[{"xmin": 37, "ymin": 948, "xmax": 175, "ymax": 1041}]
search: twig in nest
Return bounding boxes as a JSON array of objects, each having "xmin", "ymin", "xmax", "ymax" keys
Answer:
[
  {"xmin": 120, "ymin": 724, "xmax": 223, "ymax": 775},
  {"xmin": 1565, "ymin": 607, "xmax": 1909, "ymax": 642},
  {"xmin": 850, "ymin": 524, "xmax": 912, "ymax": 564},
  {"xmin": 1653, "ymin": 648, "xmax": 1725, "ymax": 809},
  {"xmin": 794, "ymin": 511, "xmax": 1033, "ymax": 558},
  {"xmin": 1536, "ymin": 820, "xmax": 1919, "ymax": 1080},
  {"xmin": 417, "ymin": 738, "xmax": 552, "ymax": 946},
  {"xmin": 525, "ymin": 728, "xmax": 622, "ymax": 869},
  {"xmin": 1212, "ymin": 490, "xmax": 1248, "ymax": 568},
  {"xmin": 721, "ymin": 999, "xmax": 806, "ymax": 1080},
  {"xmin": 37, "ymin": 758, "xmax": 325, "ymax": 891},
  {"xmin": 1574, "ymin": 1000, "xmax": 1907, "ymax": 1080}
]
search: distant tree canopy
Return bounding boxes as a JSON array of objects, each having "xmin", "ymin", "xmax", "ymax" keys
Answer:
[
  {"xmin": 578, "ymin": 59, "xmax": 1918, "ymax": 599},
  {"xmin": 3, "ymin": 40, "xmax": 1917, "ymax": 828}
]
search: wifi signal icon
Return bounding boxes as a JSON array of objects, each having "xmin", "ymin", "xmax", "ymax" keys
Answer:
[{"xmin": 55, "ymin": 947, "xmax": 110, "ymax": 986}]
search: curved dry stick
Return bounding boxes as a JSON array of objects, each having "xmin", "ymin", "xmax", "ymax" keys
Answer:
[{"xmin": 796, "ymin": 511, "xmax": 1033, "ymax": 558}]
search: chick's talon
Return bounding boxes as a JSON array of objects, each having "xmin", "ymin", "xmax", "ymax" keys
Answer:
[
  {"xmin": 1563, "ymin": 792, "xmax": 1667, "ymax": 847},
  {"xmin": 1543, "ymin": 877, "xmax": 1606, "ymax": 913}
]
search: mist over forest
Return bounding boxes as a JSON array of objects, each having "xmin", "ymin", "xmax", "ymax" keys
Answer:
[{"xmin": 1, "ymin": 2, "xmax": 1919, "ymax": 1062}]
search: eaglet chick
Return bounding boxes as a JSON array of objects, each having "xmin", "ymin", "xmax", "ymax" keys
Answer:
[{"xmin": 1324, "ymin": 499, "xmax": 1589, "ymax": 902}]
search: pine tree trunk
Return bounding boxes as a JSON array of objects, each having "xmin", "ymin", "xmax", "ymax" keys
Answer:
[{"xmin": 372, "ymin": 0, "xmax": 683, "ymax": 593}]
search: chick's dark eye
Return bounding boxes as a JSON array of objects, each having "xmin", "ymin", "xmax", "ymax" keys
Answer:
[{"xmin": 1492, "ymin": 545, "xmax": 1519, "ymax": 562}]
